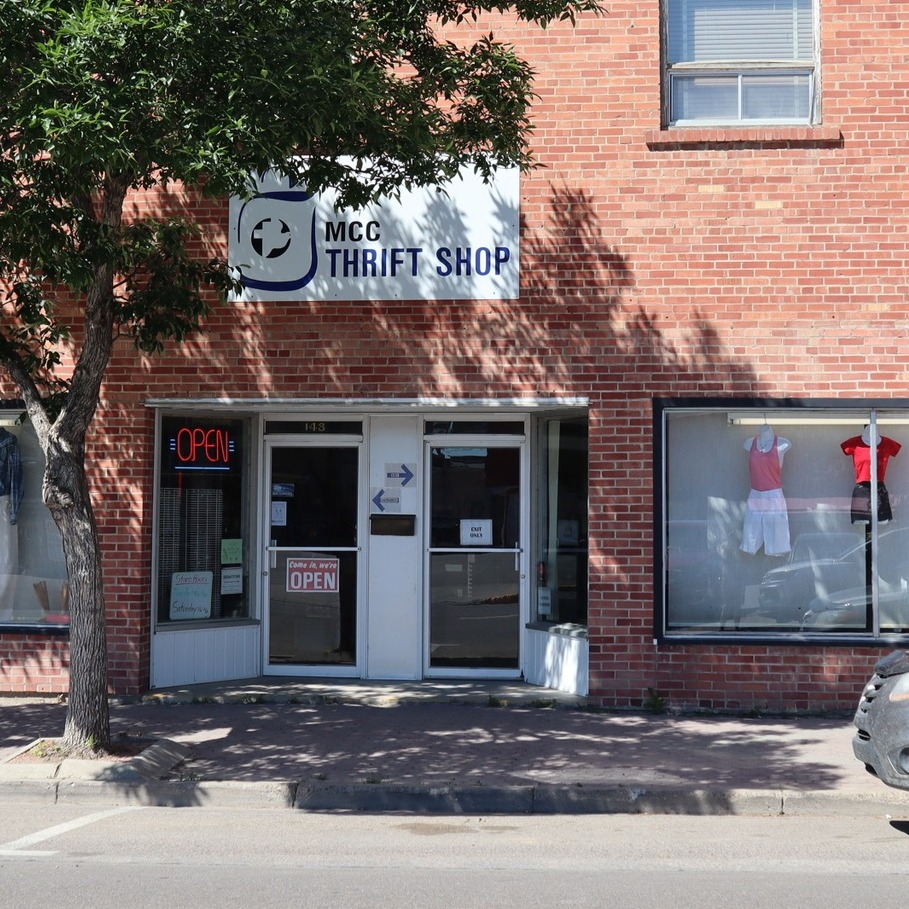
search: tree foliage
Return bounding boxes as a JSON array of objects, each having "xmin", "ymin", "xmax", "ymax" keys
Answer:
[{"xmin": 0, "ymin": 0, "xmax": 600, "ymax": 750}]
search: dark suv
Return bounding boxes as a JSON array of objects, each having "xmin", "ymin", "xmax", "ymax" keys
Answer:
[{"xmin": 854, "ymin": 650, "xmax": 909, "ymax": 790}]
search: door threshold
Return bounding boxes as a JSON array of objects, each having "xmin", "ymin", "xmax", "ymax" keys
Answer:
[{"xmin": 148, "ymin": 676, "xmax": 587, "ymax": 708}]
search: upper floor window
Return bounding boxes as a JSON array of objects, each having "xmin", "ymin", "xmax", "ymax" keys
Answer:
[{"xmin": 665, "ymin": 0, "xmax": 818, "ymax": 126}]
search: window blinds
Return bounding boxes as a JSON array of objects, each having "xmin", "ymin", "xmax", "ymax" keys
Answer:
[{"xmin": 668, "ymin": 0, "xmax": 813, "ymax": 64}]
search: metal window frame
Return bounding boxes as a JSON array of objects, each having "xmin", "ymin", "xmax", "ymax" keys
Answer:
[
  {"xmin": 660, "ymin": 0, "xmax": 822, "ymax": 127},
  {"xmin": 653, "ymin": 397, "xmax": 909, "ymax": 648}
]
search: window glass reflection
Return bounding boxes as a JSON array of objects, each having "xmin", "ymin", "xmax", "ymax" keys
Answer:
[
  {"xmin": 0, "ymin": 417, "xmax": 69, "ymax": 627},
  {"xmin": 663, "ymin": 410, "xmax": 909, "ymax": 636}
]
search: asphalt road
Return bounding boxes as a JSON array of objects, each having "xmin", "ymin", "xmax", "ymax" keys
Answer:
[{"xmin": 2, "ymin": 808, "xmax": 908, "ymax": 908}]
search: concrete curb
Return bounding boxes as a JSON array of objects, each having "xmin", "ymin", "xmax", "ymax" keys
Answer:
[
  {"xmin": 290, "ymin": 783, "xmax": 909, "ymax": 817},
  {"xmin": 0, "ymin": 737, "xmax": 190, "ymax": 783},
  {"xmin": 295, "ymin": 782, "xmax": 536, "ymax": 814},
  {"xmin": 779, "ymin": 788, "xmax": 909, "ymax": 817},
  {"xmin": 6, "ymin": 778, "xmax": 908, "ymax": 816}
]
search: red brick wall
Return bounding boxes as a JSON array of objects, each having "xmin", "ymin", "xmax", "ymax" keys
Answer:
[
  {"xmin": 3, "ymin": 2, "xmax": 903, "ymax": 708},
  {"xmin": 0, "ymin": 635, "xmax": 69, "ymax": 693}
]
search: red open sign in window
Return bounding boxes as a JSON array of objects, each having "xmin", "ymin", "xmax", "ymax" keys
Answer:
[{"xmin": 286, "ymin": 558, "xmax": 340, "ymax": 593}]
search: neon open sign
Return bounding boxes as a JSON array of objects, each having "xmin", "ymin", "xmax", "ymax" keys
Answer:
[{"xmin": 169, "ymin": 426, "xmax": 236, "ymax": 471}]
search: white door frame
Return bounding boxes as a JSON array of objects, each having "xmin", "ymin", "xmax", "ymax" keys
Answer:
[
  {"xmin": 261, "ymin": 432, "xmax": 367, "ymax": 677},
  {"xmin": 422, "ymin": 430, "xmax": 529, "ymax": 679}
]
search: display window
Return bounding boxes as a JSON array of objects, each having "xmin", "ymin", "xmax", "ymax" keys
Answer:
[
  {"xmin": 658, "ymin": 401, "xmax": 909, "ymax": 640},
  {"xmin": 0, "ymin": 413, "xmax": 69, "ymax": 630},
  {"xmin": 155, "ymin": 414, "xmax": 250, "ymax": 625},
  {"xmin": 535, "ymin": 416, "xmax": 588, "ymax": 625}
]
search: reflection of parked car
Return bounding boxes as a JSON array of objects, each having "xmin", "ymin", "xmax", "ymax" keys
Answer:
[
  {"xmin": 853, "ymin": 649, "xmax": 909, "ymax": 791},
  {"xmin": 757, "ymin": 531, "xmax": 865, "ymax": 624},
  {"xmin": 802, "ymin": 528, "xmax": 909, "ymax": 630},
  {"xmin": 760, "ymin": 528, "xmax": 909, "ymax": 628},
  {"xmin": 666, "ymin": 521, "xmax": 725, "ymax": 626},
  {"xmin": 801, "ymin": 585, "xmax": 909, "ymax": 630}
]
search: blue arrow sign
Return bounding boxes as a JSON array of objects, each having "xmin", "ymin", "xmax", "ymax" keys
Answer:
[
  {"xmin": 385, "ymin": 463, "xmax": 415, "ymax": 487},
  {"xmin": 372, "ymin": 489, "xmax": 386, "ymax": 512}
]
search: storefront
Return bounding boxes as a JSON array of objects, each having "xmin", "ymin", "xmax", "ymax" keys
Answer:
[
  {"xmin": 2, "ymin": 2, "xmax": 907, "ymax": 712},
  {"xmin": 140, "ymin": 164, "xmax": 586, "ymax": 694},
  {"xmin": 149, "ymin": 404, "xmax": 589, "ymax": 693}
]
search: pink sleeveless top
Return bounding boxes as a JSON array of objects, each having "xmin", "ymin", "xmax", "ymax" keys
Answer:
[{"xmin": 749, "ymin": 436, "xmax": 782, "ymax": 491}]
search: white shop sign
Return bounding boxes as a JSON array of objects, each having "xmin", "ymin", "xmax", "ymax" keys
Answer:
[{"xmin": 229, "ymin": 165, "xmax": 519, "ymax": 301}]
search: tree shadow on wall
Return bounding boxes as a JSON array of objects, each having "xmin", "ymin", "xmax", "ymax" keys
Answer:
[
  {"xmin": 109, "ymin": 178, "xmax": 763, "ymax": 405},
  {"xmin": 87, "ymin": 178, "xmax": 772, "ymax": 694}
]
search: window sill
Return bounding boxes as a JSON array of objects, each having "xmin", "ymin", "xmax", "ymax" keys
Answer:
[
  {"xmin": 526, "ymin": 621, "xmax": 588, "ymax": 639},
  {"xmin": 0, "ymin": 622, "xmax": 70, "ymax": 637},
  {"xmin": 646, "ymin": 124, "xmax": 843, "ymax": 150},
  {"xmin": 658, "ymin": 631, "xmax": 901, "ymax": 647},
  {"xmin": 155, "ymin": 617, "xmax": 260, "ymax": 632}
]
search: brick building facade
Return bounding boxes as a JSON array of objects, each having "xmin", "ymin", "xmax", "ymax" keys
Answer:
[{"xmin": 1, "ymin": 1, "xmax": 906, "ymax": 711}]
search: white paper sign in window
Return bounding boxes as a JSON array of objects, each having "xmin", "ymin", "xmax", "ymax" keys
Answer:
[{"xmin": 460, "ymin": 519, "xmax": 493, "ymax": 546}]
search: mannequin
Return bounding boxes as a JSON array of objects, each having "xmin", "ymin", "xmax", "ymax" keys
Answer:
[
  {"xmin": 741, "ymin": 424, "xmax": 791, "ymax": 556},
  {"xmin": 841, "ymin": 426, "xmax": 901, "ymax": 524},
  {"xmin": 0, "ymin": 428, "xmax": 22, "ymax": 611}
]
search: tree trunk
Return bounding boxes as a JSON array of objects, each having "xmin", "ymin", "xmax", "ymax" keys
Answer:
[
  {"xmin": 46, "ymin": 437, "xmax": 111, "ymax": 752},
  {"xmin": 0, "ymin": 176, "xmax": 129, "ymax": 753}
]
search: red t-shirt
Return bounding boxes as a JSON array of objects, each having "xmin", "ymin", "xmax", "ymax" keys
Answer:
[{"xmin": 841, "ymin": 435, "xmax": 901, "ymax": 483}]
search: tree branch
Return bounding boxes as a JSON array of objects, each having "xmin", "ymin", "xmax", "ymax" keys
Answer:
[{"xmin": 0, "ymin": 350, "xmax": 51, "ymax": 443}]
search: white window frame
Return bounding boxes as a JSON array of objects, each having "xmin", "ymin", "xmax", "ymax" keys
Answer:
[{"xmin": 663, "ymin": 0, "xmax": 820, "ymax": 127}]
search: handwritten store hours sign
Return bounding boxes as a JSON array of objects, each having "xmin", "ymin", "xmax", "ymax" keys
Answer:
[{"xmin": 169, "ymin": 571, "xmax": 213, "ymax": 620}]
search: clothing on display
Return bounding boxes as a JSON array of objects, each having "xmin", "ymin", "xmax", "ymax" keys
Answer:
[
  {"xmin": 0, "ymin": 495, "xmax": 19, "ymax": 607},
  {"xmin": 0, "ymin": 429, "xmax": 23, "ymax": 524},
  {"xmin": 0, "ymin": 430, "xmax": 22, "ymax": 613},
  {"xmin": 850, "ymin": 481, "xmax": 892, "ymax": 524},
  {"xmin": 741, "ymin": 426, "xmax": 791, "ymax": 556},
  {"xmin": 841, "ymin": 430, "xmax": 901, "ymax": 524}
]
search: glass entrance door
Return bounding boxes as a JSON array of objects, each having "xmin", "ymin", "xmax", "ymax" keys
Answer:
[
  {"xmin": 264, "ymin": 443, "xmax": 360, "ymax": 674},
  {"xmin": 426, "ymin": 442, "xmax": 525, "ymax": 675}
]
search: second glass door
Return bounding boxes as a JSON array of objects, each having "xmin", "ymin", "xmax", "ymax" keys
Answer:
[{"xmin": 426, "ymin": 443, "xmax": 524, "ymax": 674}]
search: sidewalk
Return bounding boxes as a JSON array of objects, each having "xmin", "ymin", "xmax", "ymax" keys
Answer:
[{"xmin": 3, "ymin": 678, "xmax": 909, "ymax": 816}]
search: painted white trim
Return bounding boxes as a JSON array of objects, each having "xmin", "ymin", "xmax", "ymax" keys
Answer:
[
  {"xmin": 423, "ymin": 427, "xmax": 529, "ymax": 680},
  {"xmin": 524, "ymin": 627, "xmax": 589, "ymax": 696},
  {"xmin": 146, "ymin": 397, "xmax": 589, "ymax": 412},
  {"xmin": 261, "ymin": 434, "xmax": 367, "ymax": 678}
]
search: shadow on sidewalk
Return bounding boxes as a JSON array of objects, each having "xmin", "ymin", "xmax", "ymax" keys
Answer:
[{"xmin": 0, "ymin": 700, "xmax": 860, "ymax": 811}]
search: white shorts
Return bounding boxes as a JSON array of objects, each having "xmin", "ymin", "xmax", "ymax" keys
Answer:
[{"xmin": 741, "ymin": 487, "xmax": 791, "ymax": 556}]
